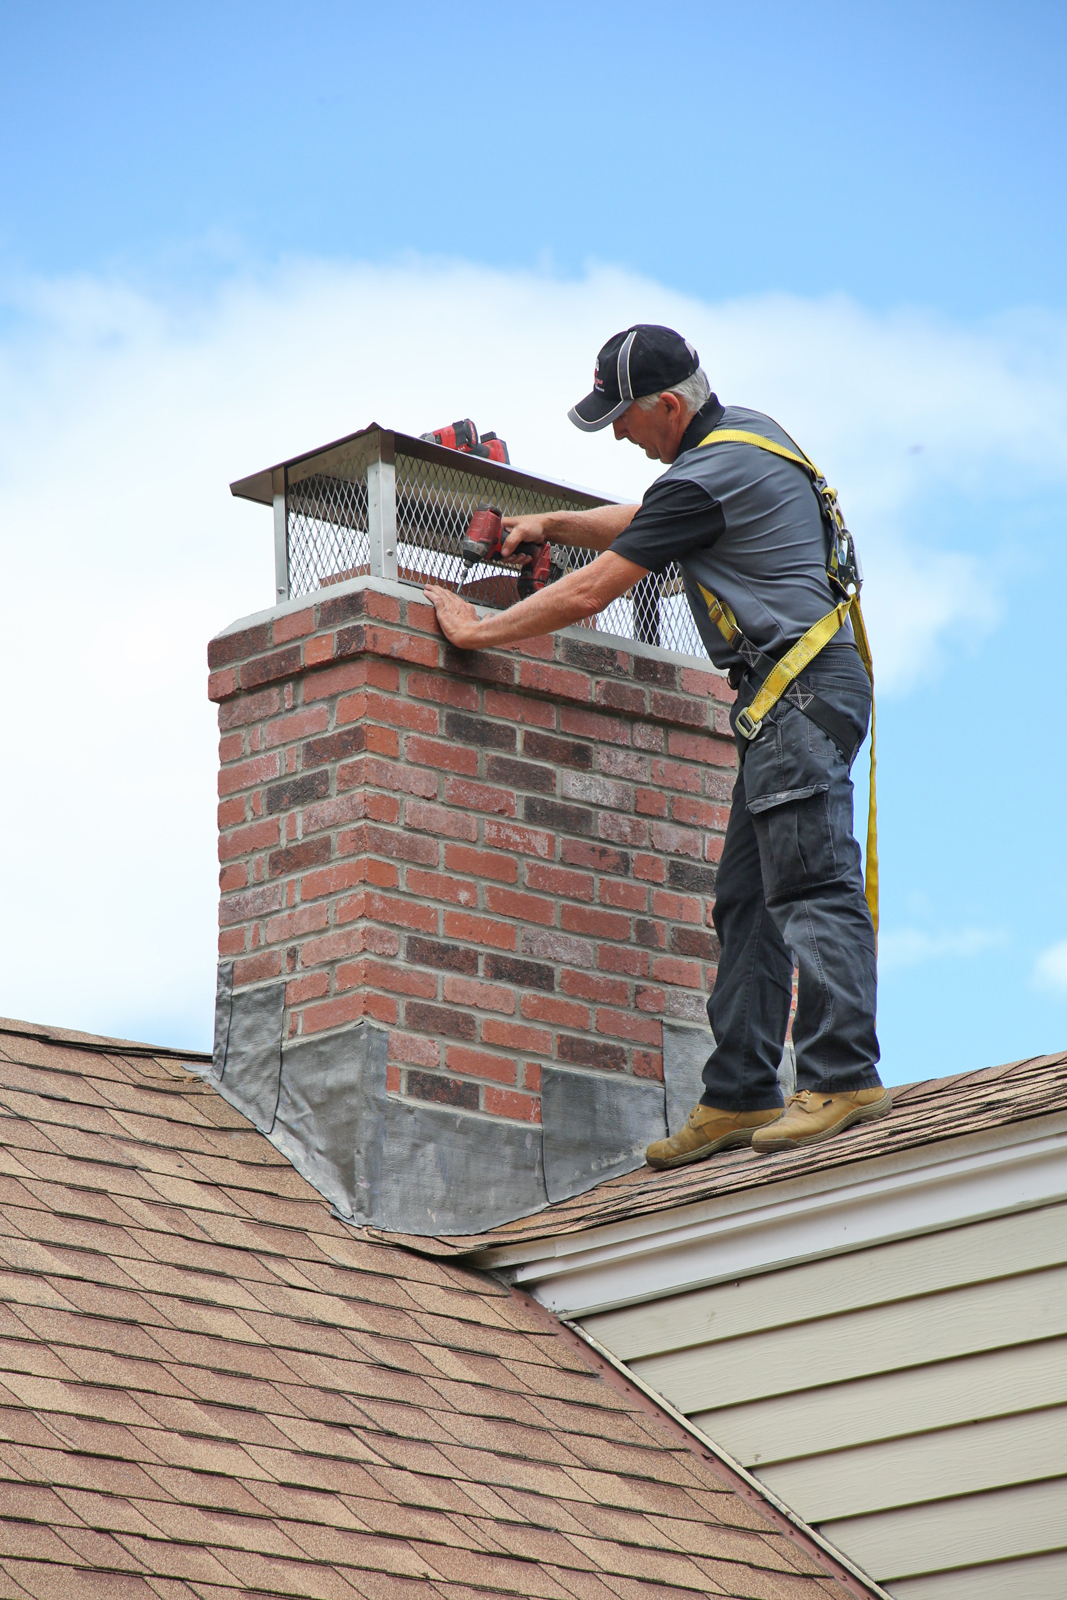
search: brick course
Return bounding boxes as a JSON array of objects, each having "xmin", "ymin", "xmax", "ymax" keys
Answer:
[{"xmin": 210, "ymin": 581, "xmax": 737, "ymax": 1125}]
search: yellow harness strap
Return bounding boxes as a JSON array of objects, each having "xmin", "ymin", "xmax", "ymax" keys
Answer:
[{"xmin": 696, "ymin": 428, "xmax": 879, "ymax": 936}]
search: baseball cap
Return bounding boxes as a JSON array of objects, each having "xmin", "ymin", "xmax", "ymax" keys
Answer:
[{"xmin": 568, "ymin": 325, "xmax": 700, "ymax": 432}]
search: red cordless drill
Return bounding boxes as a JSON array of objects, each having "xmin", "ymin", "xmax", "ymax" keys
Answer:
[
  {"xmin": 462, "ymin": 505, "xmax": 553, "ymax": 598},
  {"xmin": 421, "ymin": 421, "xmax": 510, "ymax": 464}
]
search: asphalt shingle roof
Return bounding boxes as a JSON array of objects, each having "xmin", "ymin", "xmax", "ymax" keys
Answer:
[
  {"xmin": 0, "ymin": 1018, "xmax": 865, "ymax": 1600},
  {"xmin": 404, "ymin": 1051, "xmax": 1067, "ymax": 1259}
]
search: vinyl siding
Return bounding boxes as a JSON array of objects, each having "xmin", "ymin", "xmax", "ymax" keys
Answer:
[{"xmin": 580, "ymin": 1200, "xmax": 1067, "ymax": 1595}]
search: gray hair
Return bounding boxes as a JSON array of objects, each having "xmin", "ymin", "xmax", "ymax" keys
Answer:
[{"xmin": 635, "ymin": 366, "xmax": 711, "ymax": 417}]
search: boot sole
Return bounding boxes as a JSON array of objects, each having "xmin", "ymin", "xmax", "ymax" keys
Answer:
[
  {"xmin": 647, "ymin": 1127, "xmax": 763, "ymax": 1171},
  {"xmin": 753, "ymin": 1089, "xmax": 894, "ymax": 1153}
]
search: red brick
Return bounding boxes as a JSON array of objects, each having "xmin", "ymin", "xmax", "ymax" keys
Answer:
[
  {"xmin": 407, "ymin": 673, "xmax": 479, "ymax": 710},
  {"xmin": 706, "ymin": 834, "xmax": 725, "ymax": 862},
  {"xmin": 265, "ymin": 904, "xmax": 329, "ymax": 944},
  {"xmin": 273, "ymin": 608, "xmax": 316, "ymax": 644},
  {"xmin": 342, "ymin": 756, "xmax": 438, "ymax": 799},
  {"xmin": 634, "ymin": 1050, "xmax": 665, "ymax": 1080},
  {"xmin": 481, "ymin": 1020, "xmax": 553, "ymax": 1054},
  {"xmin": 364, "ymin": 590, "xmax": 402, "ymax": 623},
  {"xmin": 484, "ymin": 820, "xmax": 553, "ymax": 860},
  {"xmin": 598, "ymin": 813, "xmax": 649, "ymax": 847},
  {"xmin": 404, "ymin": 1002, "xmax": 477, "ymax": 1041},
  {"xmin": 337, "ymin": 825, "xmax": 432, "ymax": 866},
  {"xmin": 633, "ymin": 721, "xmax": 665, "ymax": 751},
  {"xmin": 218, "ymin": 685, "xmax": 282, "ymax": 731},
  {"xmin": 268, "ymin": 837, "xmax": 331, "ymax": 878},
  {"xmin": 219, "ymin": 732, "xmax": 244, "ymax": 764},
  {"xmin": 405, "ymin": 735, "xmax": 479, "ymax": 776},
  {"xmin": 443, "ymin": 778, "xmax": 516, "ymax": 816},
  {"xmin": 560, "ymin": 905, "xmax": 631, "ymax": 940},
  {"xmin": 240, "ymin": 642, "xmax": 303, "ymax": 691},
  {"xmin": 648, "ymin": 821, "xmax": 703, "ymax": 858},
  {"xmin": 652, "ymin": 890, "xmax": 703, "ymax": 923},
  {"xmin": 365, "ymin": 624, "xmax": 439, "ymax": 667},
  {"xmin": 405, "ymin": 598, "xmax": 439, "ymax": 632},
  {"xmin": 651, "ymin": 955, "xmax": 705, "ymax": 988},
  {"xmin": 387, "ymin": 1029, "xmax": 440, "ymax": 1068},
  {"xmin": 484, "ymin": 1086, "xmax": 541, "ymax": 1122},
  {"xmin": 560, "ymin": 707, "xmax": 631, "ymax": 745},
  {"xmin": 305, "ymin": 633, "xmax": 335, "ymax": 667},
  {"xmin": 386, "ymin": 1064, "xmax": 402, "ymax": 1092},
  {"xmin": 667, "ymin": 729, "xmax": 736, "ymax": 764},
  {"xmin": 484, "ymin": 689, "xmax": 555, "ymax": 728},
  {"xmin": 442, "ymin": 976, "xmax": 516, "ymax": 1014},
  {"xmin": 208, "ymin": 666, "xmax": 238, "ymax": 701},
  {"xmin": 595, "ymin": 681, "xmax": 647, "ymax": 714},
  {"xmin": 338, "ymin": 959, "xmax": 437, "ymax": 998},
  {"xmin": 635, "ymin": 788, "xmax": 669, "ymax": 817},
  {"xmin": 560, "ymin": 970, "xmax": 629, "ymax": 1005},
  {"xmin": 444, "ymin": 1046, "xmax": 517, "ymax": 1085},
  {"xmin": 404, "ymin": 868, "xmax": 478, "ymax": 907},
  {"xmin": 233, "ymin": 951, "xmax": 283, "ymax": 985},
  {"xmin": 635, "ymin": 985, "xmax": 668, "ymax": 1013},
  {"xmin": 596, "ymin": 1008, "xmax": 662, "ymax": 1045},
  {"xmin": 633, "ymin": 853, "xmax": 667, "ymax": 883},
  {"xmin": 340, "ymin": 893, "xmax": 438, "ymax": 933},
  {"xmin": 599, "ymin": 880, "xmax": 648, "ymax": 912},
  {"xmin": 263, "ymin": 706, "xmax": 330, "ymax": 748},
  {"xmin": 218, "ymin": 928, "xmax": 246, "ymax": 957},
  {"xmin": 300, "ymin": 994, "xmax": 373, "ymax": 1034},
  {"xmin": 219, "ymin": 863, "xmax": 247, "ymax": 892},
  {"xmin": 483, "ymin": 886, "xmax": 554, "ymax": 925},
  {"xmin": 363, "ymin": 991, "xmax": 401, "ymax": 1025},
  {"xmin": 650, "ymin": 758, "xmax": 704, "ymax": 794},
  {"xmin": 517, "ymin": 661, "xmax": 592, "ymax": 702},
  {"xmin": 442, "ymin": 912, "xmax": 517, "ymax": 951},
  {"xmin": 514, "ymin": 633, "xmax": 555, "ymax": 660},
  {"xmin": 218, "ymin": 796, "xmax": 246, "ymax": 828},
  {"xmin": 520, "ymin": 994, "xmax": 590, "ymax": 1029},
  {"xmin": 560, "ymin": 840, "xmax": 631, "ymax": 876},
  {"xmin": 441, "ymin": 845, "xmax": 515, "ymax": 885},
  {"xmin": 303, "ymin": 659, "xmax": 374, "ymax": 701},
  {"xmin": 219, "ymin": 883, "xmax": 284, "ymax": 926},
  {"xmin": 598, "ymin": 945, "xmax": 650, "ymax": 977},
  {"xmin": 671, "ymin": 796, "xmax": 726, "ymax": 830},
  {"xmin": 301, "ymin": 926, "xmax": 396, "ymax": 966},
  {"xmin": 525, "ymin": 863, "xmax": 594, "ymax": 901},
  {"xmin": 556, "ymin": 1035, "xmax": 625, "ymax": 1072},
  {"xmin": 336, "ymin": 690, "xmax": 437, "ymax": 735},
  {"xmin": 218, "ymin": 751, "xmax": 281, "ymax": 797},
  {"xmin": 286, "ymin": 972, "xmax": 331, "ymax": 1005},
  {"xmin": 219, "ymin": 817, "xmax": 280, "ymax": 863},
  {"xmin": 405, "ymin": 801, "xmax": 479, "ymax": 842}
]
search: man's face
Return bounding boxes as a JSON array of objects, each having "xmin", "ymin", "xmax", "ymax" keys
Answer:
[{"xmin": 611, "ymin": 392, "xmax": 688, "ymax": 463}]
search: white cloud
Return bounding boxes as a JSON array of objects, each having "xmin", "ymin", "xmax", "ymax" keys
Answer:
[
  {"xmin": 1033, "ymin": 940, "xmax": 1067, "ymax": 996},
  {"xmin": 878, "ymin": 926, "xmax": 1003, "ymax": 974},
  {"xmin": 0, "ymin": 256, "xmax": 1065, "ymax": 1045}
]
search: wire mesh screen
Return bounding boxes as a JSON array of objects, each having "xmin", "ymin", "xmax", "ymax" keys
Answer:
[
  {"xmin": 287, "ymin": 473, "xmax": 370, "ymax": 595},
  {"xmin": 284, "ymin": 437, "xmax": 705, "ymax": 658}
]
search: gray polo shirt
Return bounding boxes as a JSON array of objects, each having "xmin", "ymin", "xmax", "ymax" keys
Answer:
[{"xmin": 610, "ymin": 396, "xmax": 856, "ymax": 672}]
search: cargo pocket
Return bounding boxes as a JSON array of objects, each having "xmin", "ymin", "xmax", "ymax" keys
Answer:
[{"xmin": 743, "ymin": 710, "xmax": 839, "ymax": 899}]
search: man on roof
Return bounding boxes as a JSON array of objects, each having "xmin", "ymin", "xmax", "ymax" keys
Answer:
[{"xmin": 424, "ymin": 324, "xmax": 890, "ymax": 1164}]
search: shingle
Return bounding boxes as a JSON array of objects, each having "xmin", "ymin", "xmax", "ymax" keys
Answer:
[{"xmin": 0, "ymin": 1021, "xmax": 874, "ymax": 1600}]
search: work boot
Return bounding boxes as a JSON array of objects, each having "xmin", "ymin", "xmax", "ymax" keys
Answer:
[
  {"xmin": 646, "ymin": 1104, "xmax": 784, "ymax": 1171},
  {"xmin": 751, "ymin": 1087, "xmax": 893, "ymax": 1153}
]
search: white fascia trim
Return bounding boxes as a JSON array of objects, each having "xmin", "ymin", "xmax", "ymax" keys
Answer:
[{"xmin": 477, "ymin": 1114, "xmax": 1067, "ymax": 1318}]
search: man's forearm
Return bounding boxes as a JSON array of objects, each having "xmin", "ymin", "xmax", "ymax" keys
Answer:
[
  {"xmin": 427, "ymin": 551, "xmax": 650, "ymax": 651},
  {"xmin": 541, "ymin": 503, "xmax": 639, "ymax": 550}
]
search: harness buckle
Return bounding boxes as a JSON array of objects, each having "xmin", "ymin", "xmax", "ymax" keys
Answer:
[{"xmin": 735, "ymin": 707, "xmax": 763, "ymax": 741}]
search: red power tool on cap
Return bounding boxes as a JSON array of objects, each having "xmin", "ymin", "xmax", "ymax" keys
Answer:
[
  {"xmin": 462, "ymin": 505, "xmax": 555, "ymax": 599},
  {"xmin": 421, "ymin": 419, "xmax": 510, "ymax": 464}
]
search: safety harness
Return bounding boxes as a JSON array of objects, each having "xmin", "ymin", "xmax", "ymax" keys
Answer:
[{"xmin": 695, "ymin": 427, "xmax": 879, "ymax": 934}]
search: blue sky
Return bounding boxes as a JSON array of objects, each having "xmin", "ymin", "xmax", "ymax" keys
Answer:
[{"xmin": 1, "ymin": 1, "xmax": 1066, "ymax": 1079}]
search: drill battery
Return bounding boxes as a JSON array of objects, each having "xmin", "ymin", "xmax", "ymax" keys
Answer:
[{"xmin": 421, "ymin": 420, "xmax": 510, "ymax": 464}]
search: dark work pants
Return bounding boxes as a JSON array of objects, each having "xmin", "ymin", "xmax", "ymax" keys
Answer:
[{"xmin": 702, "ymin": 656, "xmax": 882, "ymax": 1111}]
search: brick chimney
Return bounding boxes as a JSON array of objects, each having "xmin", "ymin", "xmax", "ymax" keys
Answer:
[{"xmin": 206, "ymin": 425, "xmax": 750, "ymax": 1234}]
